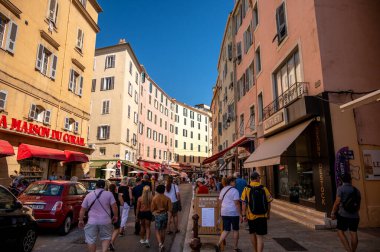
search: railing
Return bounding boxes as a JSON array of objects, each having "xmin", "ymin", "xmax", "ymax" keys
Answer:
[{"xmin": 263, "ymin": 82, "xmax": 309, "ymax": 120}]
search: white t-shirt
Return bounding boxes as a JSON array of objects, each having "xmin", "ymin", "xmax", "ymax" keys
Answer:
[
  {"xmin": 164, "ymin": 184, "xmax": 179, "ymax": 203},
  {"xmin": 219, "ymin": 186, "xmax": 240, "ymax": 216}
]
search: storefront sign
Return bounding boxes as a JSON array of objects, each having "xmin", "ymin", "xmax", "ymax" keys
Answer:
[
  {"xmin": 363, "ymin": 149, "xmax": 380, "ymax": 180},
  {"xmin": 263, "ymin": 109, "xmax": 287, "ymax": 135},
  {"xmin": 0, "ymin": 115, "xmax": 85, "ymax": 146},
  {"xmin": 334, "ymin": 147, "xmax": 351, "ymax": 187}
]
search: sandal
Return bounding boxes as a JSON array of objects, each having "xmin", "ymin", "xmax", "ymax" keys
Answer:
[{"xmin": 214, "ymin": 244, "xmax": 221, "ymax": 252}]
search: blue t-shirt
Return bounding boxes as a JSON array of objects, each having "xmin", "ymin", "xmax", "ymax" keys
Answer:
[
  {"xmin": 337, "ymin": 183, "xmax": 361, "ymax": 219},
  {"xmin": 235, "ymin": 178, "xmax": 247, "ymax": 197}
]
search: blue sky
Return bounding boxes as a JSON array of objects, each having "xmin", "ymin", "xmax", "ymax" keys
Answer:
[{"xmin": 96, "ymin": 0, "xmax": 234, "ymax": 106}]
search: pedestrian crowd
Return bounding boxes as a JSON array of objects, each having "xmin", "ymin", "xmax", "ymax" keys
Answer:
[{"xmin": 78, "ymin": 173, "xmax": 181, "ymax": 252}]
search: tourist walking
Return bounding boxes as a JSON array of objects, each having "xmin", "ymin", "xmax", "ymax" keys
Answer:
[
  {"xmin": 234, "ymin": 172, "xmax": 247, "ymax": 198},
  {"xmin": 241, "ymin": 172, "xmax": 273, "ymax": 252},
  {"xmin": 108, "ymin": 184, "xmax": 121, "ymax": 251},
  {"xmin": 132, "ymin": 177, "xmax": 144, "ymax": 235},
  {"xmin": 164, "ymin": 176, "xmax": 181, "ymax": 234},
  {"xmin": 195, "ymin": 177, "xmax": 209, "ymax": 194},
  {"xmin": 151, "ymin": 184, "xmax": 172, "ymax": 252},
  {"xmin": 78, "ymin": 180, "xmax": 118, "ymax": 252},
  {"xmin": 136, "ymin": 185, "xmax": 153, "ymax": 247},
  {"xmin": 331, "ymin": 173, "xmax": 361, "ymax": 252},
  {"xmin": 215, "ymin": 176, "xmax": 242, "ymax": 252},
  {"xmin": 118, "ymin": 176, "xmax": 133, "ymax": 236}
]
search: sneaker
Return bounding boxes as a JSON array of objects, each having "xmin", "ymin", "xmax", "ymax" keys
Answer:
[
  {"xmin": 109, "ymin": 243, "xmax": 115, "ymax": 251},
  {"xmin": 139, "ymin": 239, "xmax": 146, "ymax": 244}
]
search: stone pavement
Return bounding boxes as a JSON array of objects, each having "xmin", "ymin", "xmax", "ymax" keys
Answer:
[{"xmin": 184, "ymin": 201, "xmax": 380, "ymax": 252}]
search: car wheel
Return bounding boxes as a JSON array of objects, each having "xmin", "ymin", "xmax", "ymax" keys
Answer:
[
  {"xmin": 59, "ymin": 215, "xmax": 72, "ymax": 235},
  {"xmin": 16, "ymin": 228, "xmax": 37, "ymax": 252}
]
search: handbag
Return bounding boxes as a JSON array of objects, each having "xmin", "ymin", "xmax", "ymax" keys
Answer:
[{"xmin": 174, "ymin": 184, "xmax": 182, "ymax": 212}]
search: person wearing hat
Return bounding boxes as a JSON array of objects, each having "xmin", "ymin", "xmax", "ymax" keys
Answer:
[
  {"xmin": 79, "ymin": 180, "xmax": 118, "ymax": 252},
  {"xmin": 241, "ymin": 171, "xmax": 273, "ymax": 252},
  {"xmin": 195, "ymin": 178, "xmax": 209, "ymax": 194}
]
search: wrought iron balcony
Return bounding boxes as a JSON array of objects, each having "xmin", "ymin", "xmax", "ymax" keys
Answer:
[{"xmin": 263, "ymin": 82, "xmax": 309, "ymax": 120}]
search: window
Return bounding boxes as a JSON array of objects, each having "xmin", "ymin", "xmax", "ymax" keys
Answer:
[
  {"xmin": 154, "ymin": 100, "xmax": 158, "ymax": 109},
  {"xmin": 160, "ymin": 93, "xmax": 163, "ymax": 103},
  {"xmin": 134, "ymin": 112, "xmax": 138, "ymax": 124},
  {"xmin": 135, "ymin": 72, "xmax": 138, "ymax": 84},
  {"xmin": 255, "ymin": 47, "xmax": 261, "ymax": 73},
  {"xmin": 147, "ymin": 146, "xmax": 150, "ymax": 157},
  {"xmin": 28, "ymin": 104, "xmax": 52, "ymax": 125},
  {"xmin": 190, "ymin": 131, "xmax": 193, "ymax": 139},
  {"xmin": 126, "ymin": 128, "xmax": 130, "ymax": 142},
  {"xmin": 198, "ymin": 133, "xmax": 200, "ymax": 140},
  {"xmin": 64, "ymin": 117, "xmax": 79, "ymax": 133},
  {"xmin": 183, "ymin": 108, "xmax": 188, "ymax": 117},
  {"xmin": 47, "ymin": 0, "xmax": 59, "ymax": 25},
  {"xmin": 240, "ymin": 114, "xmax": 244, "ymax": 136},
  {"xmin": 243, "ymin": 26, "xmax": 252, "ymax": 53},
  {"xmin": 159, "ymin": 150, "xmax": 162, "ymax": 159},
  {"xmin": 253, "ymin": 2, "xmax": 259, "ymax": 30},
  {"xmin": 160, "ymin": 118, "xmax": 162, "ymax": 127},
  {"xmin": 149, "ymin": 82, "xmax": 153, "ymax": 93},
  {"xmin": 97, "ymin": 125, "xmax": 110, "ymax": 140},
  {"xmin": 175, "ymin": 140, "xmax": 178, "ymax": 148},
  {"xmin": 198, "ymin": 123, "xmax": 200, "ymax": 130},
  {"xmin": 141, "ymin": 72, "xmax": 146, "ymax": 83},
  {"xmin": 160, "ymin": 104, "xmax": 163, "ymax": 113},
  {"xmin": 128, "ymin": 82, "xmax": 133, "ymax": 96},
  {"xmin": 139, "ymin": 122, "xmax": 144, "ymax": 135},
  {"xmin": 155, "ymin": 88, "xmax": 158, "ymax": 98},
  {"xmin": 91, "ymin": 79, "xmax": 96, "ymax": 92},
  {"xmin": 198, "ymin": 145, "xmax": 200, "ymax": 152},
  {"xmin": 205, "ymin": 146, "xmax": 208, "ymax": 153},
  {"xmin": 183, "ymin": 129, "xmax": 187, "ymax": 137},
  {"xmin": 132, "ymin": 134, "xmax": 137, "ymax": 146},
  {"xmin": 102, "ymin": 100, "xmax": 110, "ymax": 114},
  {"xmin": 134, "ymin": 91, "xmax": 138, "ymax": 103},
  {"xmin": 191, "ymin": 120, "xmax": 194, "ymax": 128},
  {"xmin": 36, "ymin": 44, "xmax": 58, "ymax": 80},
  {"xmin": 100, "ymin": 77, "xmax": 114, "ymax": 91},
  {"xmin": 128, "ymin": 105, "xmax": 131, "ymax": 118},
  {"xmin": 99, "ymin": 147, "xmax": 106, "ymax": 156},
  {"xmin": 237, "ymin": 42, "xmax": 242, "ymax": 63},
  {"xmin": 129, "ymin": 61, "xmax": 132, "ymax": 74},
  {"xmin": 276, "ymin": 2, "xmax": 287, "ymax": 44},
  {"xmin": 105, "ymin": 55, "xmax": 115, "ymax": 68},
  {"xmin": 147, "ymin": 110, "xmax": 152, "ymax": 121},
  {"xmin": 76, "ymin": 28, "xmax": 84, "ymax": 51},
  {"xmin": 147, "ymin": 128, "xmax": 152, "ymax": 138},
  {"xmin": 205, "ymin": 125, "xmax": 208, "ymax": 132},
  {"xmin": 175, "ymin": 127, "xmax": 178, "ymax": 135},
  {"xmin": 0, "ymin": 18, "xmax": 18, "ymax": 54},
  {"xmin": 249, "ymin": 106, "xmax": 255, "ymax": 130},
  {"xmin": 165, "ymin": 108, "xmax": 168, "ymax": 116},
  {"xmin": 153, "ymin": 131, "xmax": 157, "ymax": 141},
  {"xmin": 79, "ymin": 0, "xmax": 87, "ymax": 7},
  {"xmin": 154, "ymin": 115, "xmax": 157, "ymax": 124},
  {"xmin": 258, "ymin": 93, "xmax": 263, "ymax": 122},
  {"xmin": 0, "ymin": 90, "xmax": 7, "ymax": 111},
  {"xmin": 183, "ymin": 142, "xmax": 186, "ymax": 150},
  {"xmin": 184, "ymin": 118, "xmax": 187, "ymax": 125},
  {"xmin": 190, "ymin": 143, "xmax": 193, "ymax": 151},
  {"xmin": 205, "ymin": 135, "xmax": 208, "ymax": 141},
  {"xmin": 274, "ymin": 51, "xmax": 301, "ymax": 98}
]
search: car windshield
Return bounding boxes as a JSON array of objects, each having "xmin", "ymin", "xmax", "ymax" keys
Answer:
[
  {"xmin": 0, "ymin": 187, "xmax": 16, "ymax": 210},
  {"xmin": 80, "ymin": 181, "xmax": 96, "ymax": 191},
  {"xmin": 24, "ymin": 183, "xmax": 64, "ymax": 196}
]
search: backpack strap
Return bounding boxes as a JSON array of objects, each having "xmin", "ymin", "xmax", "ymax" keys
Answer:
[
  {"xmin": 87, "ymin": 190, "xmax": 104, "ymax": 213},
  {"xmin": 221, "ymin": 186, "xmax": 234, "ymax": 203}
]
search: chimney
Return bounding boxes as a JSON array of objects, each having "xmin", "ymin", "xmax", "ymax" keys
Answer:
[{"xmin": 118, "ymin": 38, "xmax": 126, "ymax": 44}]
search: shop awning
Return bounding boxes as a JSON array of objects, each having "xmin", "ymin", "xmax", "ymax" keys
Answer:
[
  {"xmin": 244, "ymin": 119, "xmax": 314, "ymax": 168},
  {"xmin": 64, "ymin": 150, "xmax": 89, "ymax": 163},
  {"xmin": 123, "ymin": 161, "xmax": 149, "ymax": 172},
  {"xmin": 17, "ymin": 144, "xmax": 66, "ymax": 161},
  {"xmin": 202, "ymin": 136, "xmax": 254, "ymax": 165},
  {"xmin": 0, "ymin": 140, "xmax": 15, "ymax": 158},
  {"xmin": 340, "ymin": 89, "xmax": 380, "ymax": 111},
  {"xmin": 138, "ymin": 160, "xmax": 161, "ymax": 171},
  {"xmin": 89, "ymin": 160, "xmax": 108, "ymax": 168}
]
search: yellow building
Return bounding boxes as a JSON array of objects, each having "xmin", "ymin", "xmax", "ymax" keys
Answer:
[{"xmin": 0, "ymin": 0, "xmax": 101, "ymax": 185}]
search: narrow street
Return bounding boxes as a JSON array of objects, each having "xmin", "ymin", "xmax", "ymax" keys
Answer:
[{"xmin": 33, "ymin": 183, "xmax": 193, "ymax": 252}]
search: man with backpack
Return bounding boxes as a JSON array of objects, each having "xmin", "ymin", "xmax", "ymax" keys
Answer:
[
  {"xmin": 331, "ymin": 173, "xmax": 361, "ymax": 252},
  {"xmin": 241, "ymin": 171, "xmax": 273, "ymax": 252}
]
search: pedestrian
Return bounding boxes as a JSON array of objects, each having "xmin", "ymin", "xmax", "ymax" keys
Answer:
[
  {"xmin": 118, "ymin": 176, "xmax": 133, "ymax": 236},
  {"xmin": 132, "ymin": 177, "xmax": 144, "ymax": 235},
  {"xmin": 215, "ymin": 176, "xmax": 242, "ymax": 252},
  {"xmin": 221, "ymin": 177, "xmax": 228, "ymax": 191},
  {"xmin": 233, "ymin": 172, "xmax": 247, "ymax": 198},
  {"xmin": 151, "ymin": 184, "xmax": 172, "ymax": 252},
  {"xmin": 108, "ymin": 183, "xmax": 122, "ymax": 251},
  {"xmin": 241, "ymin": 172, "xmax": 273, "ymax": 252},
  {"xmin": 142, "ymin": 174, "xmax": 152, "ymax": 189},
  {"xmin": 78, "ymin": 180, "xmax": 118, "ymax": 252},
  {"xmin": 331, "ymin": 173, "xmax": 361, "ymax": 252},
  {"xmin": 136, "ymin": 185, "xmax": 153, "ymax": 248},
  {"xmin": 195, "ymin": 178, "xmax": 209, "ymax": 194},
  {"xmin": 164, "ymin": 176, "xmax": 181, "ymax": 234}
]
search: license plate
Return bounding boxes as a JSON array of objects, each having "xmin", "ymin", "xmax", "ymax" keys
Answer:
[{"xmin": 28, "ymin": 204, "xmax": 44, "ymax": 210}]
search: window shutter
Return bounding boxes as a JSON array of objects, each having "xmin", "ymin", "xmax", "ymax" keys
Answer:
[
  {"xmin": 106, "ymin": 126, "xmax": 110, "ymax": 139},
  {"xmin": 43, "ymin": 110, "xmax": 51, "ymax": 125},
  {"xmin": 74, "ymin": 121, "xmax": 79, "ymax": 133},
  {"xmin": 28, "ymin": 104, "xmax": 37, "ymax": 120},
  {"xmin": 68, "ymin": 69, "xmax": 74, "ymax": 91},
  {"xmin": 35, "ymin": 44, "xmax": 44, "ymax": 71},
  {"xmin": 76, "ymin": 29, "xmax": 83, "ymax": 49},
  {"xmin": 6, "ymin": 21, "xmax": 18, "ymax": 53},
  {"xmin": 112, "ymin": 55, "xmax": 115, "ymax": 68},
  {"xmin": 91, "ymin": 79, "xmax": 96, "ymax": 92},
  {"xmin": 78, "ymin": 76, "xmax": 83, "ymax": 96},
  {"xmin": 100, "ymin": 78, "xmax": 104, "ymax": 91},
  {"xmin": 64, "ymin": 117, "xmax": 70, "ymax": 130},
  {"xmin": 96, "ymin": 126, "xmax": 100, "ymax": 139},
  {"xmin": 0, "ymin": 91, "xmax": 7, "ymax": 110},
  {"xmin": 104, "ymin": 57, "xmax": 108, "ymax": 69},
  {"xmin": 50, "ymin": 54, "xmax": 58, "ymax": 79},
  {"xmin": 110, "ymin": 77, "xmax": 115, "ymax": 90},
  {"xmin": 49, "ymin": 0, "xmax": 58, "ymax": 22}
]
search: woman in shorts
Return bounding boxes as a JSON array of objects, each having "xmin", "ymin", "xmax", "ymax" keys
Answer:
[{"xmin": 136, "ymin": 185, "xmax": 153, "ymax": 248}]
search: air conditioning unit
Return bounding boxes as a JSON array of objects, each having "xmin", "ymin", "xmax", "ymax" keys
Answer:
[{"xmin": 88, "ymin": 143, "xmax": 96, "ymax": 149}]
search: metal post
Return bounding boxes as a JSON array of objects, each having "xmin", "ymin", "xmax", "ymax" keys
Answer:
[{"xmin": 189, "ymin": 214, "xmax": 201, "ymax": 251}]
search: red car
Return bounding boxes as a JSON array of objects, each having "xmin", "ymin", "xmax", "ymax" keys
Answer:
[{"xmin": 18, "ymin": 180, "xmax": 87, "ymax": 235}]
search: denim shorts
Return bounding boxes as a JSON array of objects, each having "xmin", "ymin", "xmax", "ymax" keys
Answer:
[
  {"xmin": 84, "ymin": 224, "xmax": 113, "ymax": 244},
  {"xmin": 154, "ymin": 213, "xmax": 168, "ymax": 230}
]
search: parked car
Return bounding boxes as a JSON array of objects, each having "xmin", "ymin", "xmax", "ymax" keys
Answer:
[
  {"xmin": 18, "ymin": 180, "xmax": 87, "ymax": 235},
  {"xmin": 78, "ymin": 178, "xmax": 110, "ymax": 192},
  {"xmin": 0, "ymin": 185, "xmax": 37, "ymax": 252}
]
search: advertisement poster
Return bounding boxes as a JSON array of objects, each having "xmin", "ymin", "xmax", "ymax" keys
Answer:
[
  {"xmin": 363, "ymin": 150, "xmax": 380, "ymax": 180},
  {"xmin": 335, "ymin": 147, "xmax": 351, "ymax": 187}
]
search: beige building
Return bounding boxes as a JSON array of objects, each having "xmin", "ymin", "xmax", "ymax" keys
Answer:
[
  {"xmin": 0, "ymin": 0, "xmax": 101, "ymax": 185},
  {"xmin": 88, "ymin": 40, "xmax": 142, "ymax": 177}
]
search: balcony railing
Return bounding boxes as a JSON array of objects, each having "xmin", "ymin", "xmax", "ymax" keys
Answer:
[{"xmin": 263, "ymin": 82, "xmax": 309, "ymax": 120}]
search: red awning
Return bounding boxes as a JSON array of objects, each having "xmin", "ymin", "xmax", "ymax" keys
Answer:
[
  {"xmin": 64, "ymin": 150, "xmax": 89, "ymax": 163},
  {"xmin": 202, "ymin": 136, "xmax": 254, "ymax": 165},
  {"xmin": 0, "ymin": 140, "xmax": 15, "ymax": 158},
  {"xmin": 138, "ymin": 160, "xmax": 162, "ymax": 171},
  {"xmin": 17, "ymin": 144, "xmax": 66, "ymax": 161}
]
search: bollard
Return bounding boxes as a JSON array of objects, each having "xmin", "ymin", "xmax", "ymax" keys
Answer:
[{"xmin": 189, "ymin": 214, "xmax": 202, "ymax": 252}]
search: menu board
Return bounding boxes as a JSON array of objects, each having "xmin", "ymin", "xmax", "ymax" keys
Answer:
[{"xmin": 194, "ymin": 193, "xmax": 221, "ymax": 235}]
